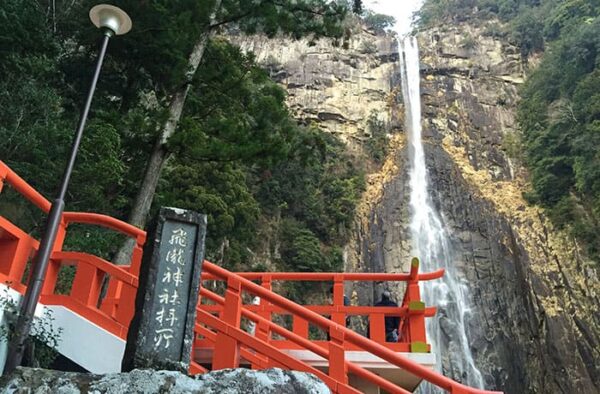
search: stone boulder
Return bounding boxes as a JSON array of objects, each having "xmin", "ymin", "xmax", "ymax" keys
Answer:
[{"xmin": 0, "ymin": 367, "xmax": 330, "ymax": 394}]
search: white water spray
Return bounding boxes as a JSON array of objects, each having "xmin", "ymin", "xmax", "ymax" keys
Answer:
[{"xmin": 399, "ymin": 36, "xmax": 485, "ymax": 390}]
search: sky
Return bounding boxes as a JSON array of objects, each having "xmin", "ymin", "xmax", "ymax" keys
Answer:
[{"xmin": 363, "ymin": 0, "xmax": 424, "ymax": 36}]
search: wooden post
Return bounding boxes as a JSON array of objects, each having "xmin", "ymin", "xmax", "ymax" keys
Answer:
[
  {"xmin": 251, "ymin": 275, "xmax": 272, "ymax": 369},
  {"xmin": 331, "ymin": 275, "xmax": 346, "ymax": 327},
  {"xmin": 328, "ymin": 325, "xmax": 348, "ymax": 384},
  {"xmin": 212, "ymin": 276, "xmax": 242, "ymax": 369},
  {"xmin": 406, "ymin": 257, "xmax": 427, "ymax": 351}
]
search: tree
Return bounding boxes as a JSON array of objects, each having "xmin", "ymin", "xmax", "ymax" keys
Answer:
[
  {"xmin": 363, "ymin": 11, "xmax": 396, "ymax": 32},
  {"xmin": 0, "ymin": 0, "xmax": 129, "ymax": 238},
  {"xmin": 113, "ymin": 0, "xmax": 349, "ymax": 264}
]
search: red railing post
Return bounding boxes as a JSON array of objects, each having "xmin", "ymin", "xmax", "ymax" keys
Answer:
[
  {"xmin": 7, "ymin": 239, "xmax": 34, "ymax": 286},
  {"xmin": 331, "ymin": 274, "xmax": 346, "ymax": 327},
  {"xmin": 213, "ymin": 275, "xmax": 243, "ymax": 370},
  {"xmin": 369, "ymin": 312, "xmax": 386, "ymax": 342},
  {"xmin": 292, "ymin": 315, "xmax": 309, "ymax": 339},
  {"xmin": 0, "ymin": 163, "xmax": 8, "ymax": 193},
  {"xmin": 256, "ymin": 275, "xmax": 272, "ymax": 341},
  {"xmin": 129, "ymin": 234, "xmax": 146, "ymax": 276},
  {"xmin": 70, "ymin": 262, "xmax": 103, "ymax": 306},
  {"xmin": 406, "ymin": 257, "xmax": 427, "ymax": 352},
  {"xmin": 114, "ymin": 282, "xmax": 137, "ymax": 326},
  {"xmin": 109, "ymin": 234, "xmax": 146, "ymax": 323},
  {"xmin": 252, "ymin": 274, "xmax": 274, "ymax": 369},
  {"xmin": 0, "ymin": 219, "xmax": 36, "ymax": 288},
  {"xmin": 328, "ymin": 325, "xmax": 348, "ymax": 385},
  {"xmin": 253, "ymin": 275, "xmax": 272, "ymax": 369}
]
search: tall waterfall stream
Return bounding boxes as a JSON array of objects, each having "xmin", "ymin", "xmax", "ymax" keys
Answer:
[{"xmin": 399, "ymin": 36, "xmax": 485, "ymax": 391}]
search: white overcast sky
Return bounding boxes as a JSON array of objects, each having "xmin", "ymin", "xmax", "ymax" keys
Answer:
[{"xmin": 363, "ymin": 0, "xmax": 424, "ymax": 36}]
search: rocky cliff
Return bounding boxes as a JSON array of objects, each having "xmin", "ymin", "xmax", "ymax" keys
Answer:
[
  {"xmin": 348, "ymin": 21, "xmax": 600, "ymax": 393},
  {"xmin": 239, "ymin": 18, "xmax": 599, "ymax": 393},
  {"xmin": 419, "ymin": 22, "xmax": 600, "ymax": 392},
  {"xmin": 233, "ymin": 24, "xmax": 400, "ymax": 164}
]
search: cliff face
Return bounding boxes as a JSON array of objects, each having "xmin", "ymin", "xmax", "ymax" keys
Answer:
[
  {"xmin": 239, "ymin": 19, "xmax": 600, "ymax": 393},
  {"xmin": 234, "ymin": 27, "xmax": 400, "ymax": 161},
  {"xmin": 415, "ymin": 22, "xmax": 600, "ymax": 392},
  {"xmin": 347, "ymin": 22, "xmax": 600, "ymax": 392}
]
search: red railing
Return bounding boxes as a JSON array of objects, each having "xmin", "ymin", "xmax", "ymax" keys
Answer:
[
  {"xmin": 0, "ymin": 160, "xmax": 502, "ymax": 393},
  {"xmin": 195, "ymin": 262, "xmax": 501, "ymax": 394},
  {"xmin": 198, "ymin": 262, "xmax": 441, "ymax": 353},
  {"xmin": 0, "ymin": 161, "xmax": 144, "ymax": 338}
]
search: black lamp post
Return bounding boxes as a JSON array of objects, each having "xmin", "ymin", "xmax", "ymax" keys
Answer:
[{"xmin": 3, "ymin": 4, "xmax": 132, "ymax": 374}]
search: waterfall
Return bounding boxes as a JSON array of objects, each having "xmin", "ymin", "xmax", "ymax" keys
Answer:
[{"xmin": 399, "ymin": 36, "xmax": 485, "ymax": 390}]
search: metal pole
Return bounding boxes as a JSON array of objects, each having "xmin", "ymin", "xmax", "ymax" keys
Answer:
[{"xmin": 3, "ymin": 30, "xmax": 112, "ymax": 374}]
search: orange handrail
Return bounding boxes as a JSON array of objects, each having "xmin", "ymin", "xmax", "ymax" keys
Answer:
[
  {"xmin": 200, "ymin": 303, "xmax": 437, "ymax": 317},
  {"xmin": 0, "ymin": 161, "xmax": 51, "ymax": 212},
  {"xmin": 200, "ymin": 257, "xmax": 438, "ymax": 352},
  {"xmin": 200, "ymin": 270, "xmax": 445, "ymax": 281},
  {"xmin": 196, "ymin": 307, "xmax": 361, "ymax": 393},
  {"xmin": 0, "ymin": 161, "xmax": 143, "ymax": 337},
  {"xmin": 0, "ymin": 161, "xmax": 145, "ymax": 244},
  {"xmin": 52, "ymin": 251, "xmax": 138, "ymax": 287},
  {"xmin": 197, "ymin": 287, "xmax": 412, "ymax": 394},
  {"xmin": 200, "ymin": 261, "xmax": 501, "ymax": 394},
  {"xmin": 63, "ymin": 212, "xmax": 146, "ymax": 244}
]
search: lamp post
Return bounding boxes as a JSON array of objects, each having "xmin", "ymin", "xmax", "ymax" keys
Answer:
[{"xmin": 3, "ymin": 4, "xmax": 132, "ymax": 374}]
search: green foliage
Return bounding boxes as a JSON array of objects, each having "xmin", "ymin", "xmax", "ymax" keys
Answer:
[
  {"xmin": 417, "ymin": 0, "xmax": 558, "ymax": 56},
  {"xmin": 171, "ymin": 39, "xmax": 293, "ymax": 164},
  {"xmin": 256, "ymin": 129, "xmax": 364, "ymax": 244},
  {"xmin": 0, "ymin": 0, "xmax": 59, "ymax": 75},
  {"xmin": 517, "ymin": 17, "xmax": 600, "ymax": 261},
  {"xmin": 359, "ymin": 39, "xmax": 378, "ymax": 54},
  {"xmin": 280, "ymin": 219, "xmax": 326, "ymax": 272},
  {"xmin": 509, "ymin": 6, "xmax": 545, "ymax": 56},
  {"xmin": 0, "ymin": 288, "xmax": 63, "ymax": 368},
  {"xmin": 418, "ymin": 0, "xmax": 480, "ymax": 26},
  {"xmin": 365, "ymin": 112, "xmax": 389, "ymax": 165},
  {"xmin": 228, "ymin": 0, "xmax": 349, "ymax": 39},
  {"xmin": 501, "ymin": 131, "xmax": 524, "ymax": 162},
  {"xmin": 0, "ymin": 0, "xmax": 363, "ymax": 289},
  {"xmin": 482, "ymin": 21, "xmax": 507, "ymax": 38},
  {"xmin": 460, "ymin": 33, "xmax": 478, "ymax": 50},
  {"xmin": 362, "ymin": 11, "xmax": 396, "ymax": 32},
  {"xmin": 157, "ymin": 161, "xmax": 260, "ymax": 267}
]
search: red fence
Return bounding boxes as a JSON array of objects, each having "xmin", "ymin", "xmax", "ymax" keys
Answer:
[
  {"xmin": 0, "ymin": 160, "xmax": 501, "ymax": 394},
  {"xmin": 0, "ymin": 161, "xmax": 144, "ymax": 337},
  {"xmin": 198, "ymin": 263, "xmax": 442, "ymax": 353}
]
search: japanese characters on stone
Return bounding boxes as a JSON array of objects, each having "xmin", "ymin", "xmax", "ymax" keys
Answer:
[{"xmin": 153, "ymin": 227, "xmax": 188, "ymax": 349}]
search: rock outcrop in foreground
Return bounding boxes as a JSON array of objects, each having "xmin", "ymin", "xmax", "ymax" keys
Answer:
[{"xmin": 0, "ymin": 367, "xmax": 330, "ymax": 394}]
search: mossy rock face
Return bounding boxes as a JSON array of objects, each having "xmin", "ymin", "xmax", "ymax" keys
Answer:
[{"xmin": 0, "ymin": 367, "xmax": 331, "ymax": 394}]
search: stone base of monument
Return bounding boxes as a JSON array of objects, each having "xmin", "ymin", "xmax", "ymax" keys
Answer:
[{"xmin": 0, "ymin": 367, "xmax": 331, "ymax": 393}]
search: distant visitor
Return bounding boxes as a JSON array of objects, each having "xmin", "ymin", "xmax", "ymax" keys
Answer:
[{"xmin": 375, "ymin": 290, "xmax": 400, "ymax": 342}]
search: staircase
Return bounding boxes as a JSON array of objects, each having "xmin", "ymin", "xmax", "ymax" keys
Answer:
[{"xmin": 0, "ymin": 161, "xmax": 501, "ymax": 394}]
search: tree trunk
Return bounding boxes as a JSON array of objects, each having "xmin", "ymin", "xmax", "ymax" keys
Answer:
[{"xmin": 113, "ymin": 0, "xmax": 222, "ymax": 265}]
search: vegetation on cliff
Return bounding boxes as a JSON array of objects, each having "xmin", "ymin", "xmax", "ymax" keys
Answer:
[
  {"xmin": 418, "ymin": 0, "xmax": 600, "ymax": 262},
  {"xmin": 0, "ymin": 0, "xmax": 365, "ymax": 284}
]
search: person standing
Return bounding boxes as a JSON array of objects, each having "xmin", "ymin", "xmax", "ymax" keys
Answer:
[
  {"xmin": 247, "ymin": 296, "xmax": 261, "ymax": 335},
  {"xmin": 375, "ymin": 290, "xmax": 400, "ymax": 342}
]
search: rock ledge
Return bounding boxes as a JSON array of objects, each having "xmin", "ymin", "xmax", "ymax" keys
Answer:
[{"xmin": 0, "ymin": 367, "xmax": 330, "ymax": 394}]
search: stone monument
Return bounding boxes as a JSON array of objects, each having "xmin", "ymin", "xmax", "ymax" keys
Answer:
[{"xmin": 122, "ymin": 207, "xmax": 207, "ymax": 372}]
